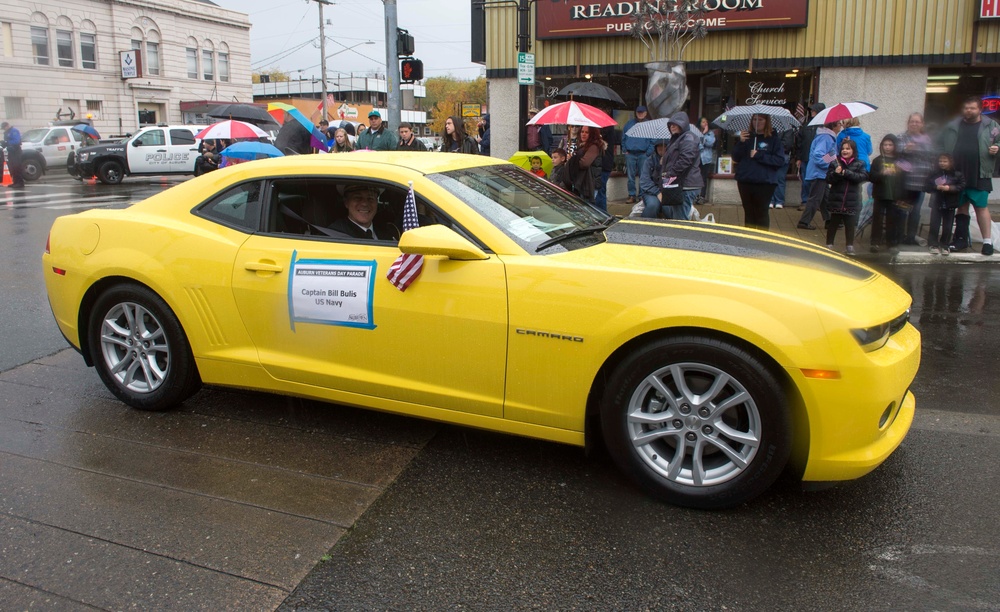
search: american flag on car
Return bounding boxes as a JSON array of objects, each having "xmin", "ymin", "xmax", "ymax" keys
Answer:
[{"xmin": 386, "ymin": 184, "xmax": 424, "ymax": 291}]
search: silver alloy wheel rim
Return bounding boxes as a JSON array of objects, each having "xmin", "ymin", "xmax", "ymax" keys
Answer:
[
  {"xmin": 627, "ymin": 362, "xmax": 761, "ymax": 487},
  {"xmin": 105, "ymin": 165, "xmax": 120, "ymax": 182},
  {"xmin": 99, "ymin": 301, "xmax": 170, "ymax": 393}
]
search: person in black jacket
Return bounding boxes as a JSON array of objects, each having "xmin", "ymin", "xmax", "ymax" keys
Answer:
[
  {"xmin": 794, "ymin": 102, "xmax": 825, "ymax": 208},
  {"xmin": 731, "ymin": 113, "xmax": 785, "ymax": 230},
  {"xmin": 329, "ymin": 185, "xmax": 401, "ymax": 241},
  {"xmin": 825, "ymin": 139, "xmax": 869, "ymax": 255},
  {"xmin": 442, "ymin": 116, "xmax": 479, "ymax": 154},
  {"xmin": 868, "ymin": 134, "xmax": 907, "ymax": 252},
  {"xmin": 397, "ymin": 122, "xmax": 427, "ymax": 151},
  {"xmin": 924, "ymin": 153, "xmax": 966, "ymax": 255}
]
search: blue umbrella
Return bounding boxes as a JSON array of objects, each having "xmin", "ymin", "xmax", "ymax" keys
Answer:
[
  {"xmin": 219, "ymin": 141, "xmax": 284, "ymax": 160},
  {"xmin": 71, "ymin": 123, "xmax": 100, "ymax": 139}
]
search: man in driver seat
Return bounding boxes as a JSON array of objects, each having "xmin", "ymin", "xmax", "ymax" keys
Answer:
[{"xmin": 330, "ymin": 184, "xmax": 401, "ymax": 241}]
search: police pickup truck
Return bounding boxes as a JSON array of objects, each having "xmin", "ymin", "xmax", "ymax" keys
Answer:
[{"xmin": 70, "ymin": 125, "xmax": 200, "ymax": 185}]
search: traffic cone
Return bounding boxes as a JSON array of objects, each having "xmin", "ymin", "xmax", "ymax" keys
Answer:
[{"xmin": 1, "ymin": 158, "xmax": 11, "ymax": 186}]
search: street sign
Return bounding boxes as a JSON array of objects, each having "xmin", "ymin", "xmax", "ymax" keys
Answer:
[
  {"xmin": 461, "ymin": 103, "xmax": 481, "ymax": 118},
  {"xmin": 120, "ymin": 50, "xmax": 142, "ymax": 79},
  {"xmin": 517, "ymin": 52, "xmax": 535, "ymax": 85}
]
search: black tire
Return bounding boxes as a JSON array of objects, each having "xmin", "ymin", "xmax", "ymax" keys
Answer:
[
  {"xmin": 97, "ymin": 159, "xmax": 124, "ymax": 185},
  {"xmin": 88, "ymin": 284, "xmax": 201, "ymax": 411},
  {"xmin": 600, "ymin": 335, "xmax": 790, "ymax": 509},
  {"xmin": 21, "ymin": 156, "xmax": 43, "ymax": 182}
]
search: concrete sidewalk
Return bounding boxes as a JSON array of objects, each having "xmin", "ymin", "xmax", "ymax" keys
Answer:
[{"xmin": 607, "ymin": 199, "xmax": 1000, "ymax": 264}]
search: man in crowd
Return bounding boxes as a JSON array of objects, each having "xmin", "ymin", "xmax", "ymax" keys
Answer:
[
  {"xmin": 1, "ymin": 121, "xmax": 26, "ymax": 188},
  {"xmin": 526, "ymin": 108, "xmax": 552, "ymax": 155},
  {"xmin": 622, "ymin": 106, "xmax": 653, "ymax": 204},
  {"xmin": 797, "ymin": 118, "xmax": 842, "ymax": 230},
  {"xmin": 940, "ymin": 96, "xmax": 999, "ymax": 255},
  {"xmin": 397, "ymin": 122, "xmax": 427, "ymax": 151},
  {"xmin": 356, "ymin": 110, "xmax": 397, "ymax": 151},
  {"xmin": 794, "ymin": 103, "xmax": 825, "ymax": 209}
]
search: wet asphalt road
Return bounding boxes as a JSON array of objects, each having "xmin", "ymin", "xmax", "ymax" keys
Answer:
[{"xmin": 2, "ymin": 177, "xmax": 999, "ymax": 610}]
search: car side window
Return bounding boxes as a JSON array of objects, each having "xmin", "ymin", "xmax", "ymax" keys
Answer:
[
  {"xmin": 170, "ymin": 129, "xmax": 196, "ymax": 146},
  {"xmin": 70, "ymin": 130, "xmax": 84, "ymax": 143},
  {"xmin": 195, "ymin": 181, "xmax": 263, "ymax": 232},
  {"xmin": 135, "ymin": 130, "xmax": 165, "ymax": 147}
]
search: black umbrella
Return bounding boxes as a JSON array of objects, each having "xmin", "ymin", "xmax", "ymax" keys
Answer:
[
  {"xmin": 207, "ymin": 103, "xmax": 278, "ymax": 127},
  {"xmin": 557, "ymin": 82, "xmax": 626, "ymax": 107}
]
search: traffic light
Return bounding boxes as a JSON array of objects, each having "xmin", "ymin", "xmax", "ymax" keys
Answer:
[
  {"xmin": 397, "ymin": 29, "xmax": 415, "ymax": 57},
  {"xmin": 400, "ymin": 58, "xmax": 423, "ymax": 83}
]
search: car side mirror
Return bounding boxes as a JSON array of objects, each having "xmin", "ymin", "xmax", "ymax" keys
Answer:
[
  {"xmin": 398, "ymin": 224, "xmax": 489, "ymax": 261},
  {"xmin": 132, "ymin": 139, "xmax": 142, "ymax": 147}
]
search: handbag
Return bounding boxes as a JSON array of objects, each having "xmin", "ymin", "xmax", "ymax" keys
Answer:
[{"xmin": 661, "ymin": 186, "xmax": 684, "ymax": 208}]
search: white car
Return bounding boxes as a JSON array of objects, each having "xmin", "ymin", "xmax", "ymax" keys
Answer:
[
  {"xmin": 71, "ymin": 125, "xmax": 201, "ymax": 184},
  {"xmin": 18, "ymin": 125, "xmax": 98, "ymax": 180}
]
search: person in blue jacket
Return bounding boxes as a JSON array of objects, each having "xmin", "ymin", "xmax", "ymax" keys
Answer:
[
  {"xmin": 836, "ymin": 117, "xmax": 873, "ymax": 170},
  {"xmin": 797, "ymin": 120, "xmax": 843, "ymax": 229},
  {"xmin": 731, "ymin": 113, "xmax": 785, "ymax": 230},
  {"xmin": 622, "ymin": 106, "xmax": 654, "ymax": 204}
]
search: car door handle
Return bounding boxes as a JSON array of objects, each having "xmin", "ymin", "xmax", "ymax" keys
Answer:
[
  {"xmin": 157, "ymin": 149, "xmax": 167, "ymax": 152},
  {"xmin": 245, "ymin": 261, "xmax": 284, "ymax": 273}
]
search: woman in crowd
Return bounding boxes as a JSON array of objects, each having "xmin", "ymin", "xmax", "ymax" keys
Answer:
[
  {"xmin": 896, "ymin": 112, "xmax": 934, "ymax": 245},
  {"xmin": 731, "ymin": 113, "xmax": 785, "ymax": 230},
  {"xmin": 565, "ymin": 125, "xmax": 604, "ymax": 204},
  {"xmin": 442, "ymin": 116, "xmax": 479, "ymax": 154},
  {"xmin": 697, "ymin": 116, "xmax": 717, "ymax": 204},
  {"xmin": 558, "ymin": 125, "xmax": 581, "ymax": 158}
]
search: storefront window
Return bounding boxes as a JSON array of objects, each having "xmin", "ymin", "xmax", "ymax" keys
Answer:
[{"xmin": 924, "ymin": 68, "xmax": 1000, "ymax": 129}]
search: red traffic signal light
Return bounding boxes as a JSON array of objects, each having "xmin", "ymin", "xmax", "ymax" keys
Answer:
[{"xmin": 401, "ymin": 58, "xmax": 423, "ymax": 82}]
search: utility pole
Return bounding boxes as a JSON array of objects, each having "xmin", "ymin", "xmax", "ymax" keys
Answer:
[
  {"xmin": 517, "ymin": 0, "xmax": 530, "ymax": 150},
  {"xmin": 384, "ymin": 0, "xmax": 401, "ymax": 128},
  {"xmin": 310, "ymin": 0, "xmax": 333, "ymax": 122}
]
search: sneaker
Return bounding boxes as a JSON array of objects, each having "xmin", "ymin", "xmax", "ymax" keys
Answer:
[
  {"xmin": 774, "ymin": 203, "xmax": 783, "ymax": 209},
  {"xmin": 769, "ymin": 203, "xmax": 775, "ymax": 209},
  {"xmin": 870, "ymin": 245, "xmax": 880, "ymax": 253},
  {"xmin": 983, "ymin": 243, "xmax": 994, "ymax": 256},
  {"xmin": 845, "ymin": 246, "xmax": 856, "ymax": 256},
  {"xmin": 929, "ymin": 246, "xmax": 940, "ymax": 255},
  {"xmin": 797, "ymin": 223, "xmax": 817, "ymax": 230},
  {"xmin": 826, "ymin": 244, "xmax": 835, "ymax": 250},
  {"xmin": 948, "ymin": 244, "xmax": 957, "ymax": 253},
  {"xmin": 941, "ymin": 248, "xmax": 950, "ymax": 256}
]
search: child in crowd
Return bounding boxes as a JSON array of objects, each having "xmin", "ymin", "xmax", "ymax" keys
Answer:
[
  {"xmin": 529, "ymin": 155, "xmax": 547, "ymax": 179},
  {"xmin": 825, "ymin": 139, "xmax": 869, "ymax": 255},
  {"xmin": 924, "ymin": 153, "xmax": 966, "ymax": 255},
  {"xmin": 868, "ymin": 134, "xmax": 907, "ymax": 252},
  {"xmin": 549, "ymin": 148, "xmax": 568, "ymax": 189}
]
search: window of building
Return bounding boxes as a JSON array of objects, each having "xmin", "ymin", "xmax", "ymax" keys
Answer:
[
  {"xmin": 80, "ymin": 33, "xmax": 96, "ymax": 69},
  {"xmin": 146, "ymin": 41, "xmax": 160, "ymax": 76},
  {"xmin": 218, "ymin": 52, "xmax": 229, "ymax": 82},
  {"xmin": 2, "ymin": 23, "xmax": 13, "ymax": 58},
  {"xmin": 56, "ymin": 29, "xmax": 73, "ymax": 67},
  {"xmin": 86, "ymin": 99, "xmax": 101, "ymax": 113},
  {"xmin": 31, "ymin": 26, "xmax": 49, "ymax": 65},
  {"xmin": 4, "ymin": 97, "xmax": 24, "ymax": 118},
  {"xmin": 186, "ymin": 47, "xmax": 198, "ymax": 78},
  {"xmin": 202, "ymin": 49, "xmax": 214, "ymax": 80}
]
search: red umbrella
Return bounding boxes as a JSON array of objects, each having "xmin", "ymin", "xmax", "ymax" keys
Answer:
[
  {"xmin": 195, "ymin": 120, "xmax": 270, "ymax": 140},
  {"xmin": 808, "ymin": 101, "xmax": 878, "ymax": 126},
  {"xmin": 526, "ymin": 101, "xmax": 617, "ymax": 128}
]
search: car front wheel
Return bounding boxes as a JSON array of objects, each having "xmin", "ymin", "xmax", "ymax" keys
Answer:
[
  {"xmin": 97, "ymin": 160, "xmax": 124, "ymax": 185},
  {"xmin": 88, "ymin": 285, "xmax": 200, "ymax": 411},
  {"xmin": 601, "ymin": 335, "xmax": 790, "ymax": 509}
]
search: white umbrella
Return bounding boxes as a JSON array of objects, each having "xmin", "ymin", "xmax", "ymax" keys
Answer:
[
  {"xmin": 808, "ymin": 101, "xmax": 878, "ymax": 126},
  {"xmin": 711, "ymin": 104, "xmax": 801, "ymax": 134}
]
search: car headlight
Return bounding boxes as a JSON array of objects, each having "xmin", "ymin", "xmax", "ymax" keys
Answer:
[
  {"xmin": 851, "ymin": 309, "xmax": 909, "ymax": 352},
  {"xmin": 77, "ymin": 152, "xmax": 91, "ymax": 162}
]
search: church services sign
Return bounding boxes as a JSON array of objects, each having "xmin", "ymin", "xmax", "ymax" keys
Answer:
[{"xmin": 536, "ymin": 0, "xmax": 808, "ymax": 40}]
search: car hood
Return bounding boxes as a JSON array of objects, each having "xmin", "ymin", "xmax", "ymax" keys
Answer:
[{"xmin": 557, "ymin": 219, "xmax": 877, "ymax": 297}]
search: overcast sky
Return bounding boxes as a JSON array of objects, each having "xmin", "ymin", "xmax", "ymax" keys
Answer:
[{"xmin": 210, "ymin": 0, "xmax": 484, "ymax": 81}]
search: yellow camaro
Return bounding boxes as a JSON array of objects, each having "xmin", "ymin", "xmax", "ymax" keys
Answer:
[{"xmin": 43, "ymin": 153, "xmax": 919, "ymax": 509}]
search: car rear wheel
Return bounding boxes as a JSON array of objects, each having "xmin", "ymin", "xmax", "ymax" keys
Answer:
[
  {"xmin": 21, "ymin": 157, "xmax": 43, "ymax": 182},
  {"xmin": 88, "ymin": 285, "xmax": 200, "ymax": 411},
  {"xmin": 97, "ymin": 160, "xmax": 124, "ymax": 185},
  {"xmin": 601, "ymin": 335, "xmax": 790, "ymax": 509}
]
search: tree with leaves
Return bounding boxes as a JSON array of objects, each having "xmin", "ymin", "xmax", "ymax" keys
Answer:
[
  {"xmin": 424, "ymin": 76, "xmax": 487, "ymax": 136},
  {"xmin": 252, "ymin": 69, "xmax": 290, "ymax": 84}
]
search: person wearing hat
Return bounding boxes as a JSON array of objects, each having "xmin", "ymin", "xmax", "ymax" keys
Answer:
[
  {"xmin": 356, "ymin": 110, "xmax": 397, "ymax": 151},
  {"xmin": 330, "ymin": 184, "xmax": 401, "ymax": 241},
  {"xmin": 526, "ymin": 108, "xmax": 552, "ymax": 155},
  {"xmin": 1, "ymin": 121, "xmax": 25, "ymax": 188},
  {"xmin": 622, "ymin": 106, "xmax": 654, "ymax": 204},
  {"xmin": 793, "ymin": 102, "xmax": 826, "ymax": 208}
]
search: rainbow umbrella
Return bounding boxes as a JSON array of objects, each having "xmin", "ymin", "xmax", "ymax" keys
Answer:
[{"xmin": 268, "ymin": 103, "xmax": 329, "ymax": 151}]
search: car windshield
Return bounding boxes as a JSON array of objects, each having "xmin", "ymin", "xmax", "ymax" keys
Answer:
[
  {"xmin": 429, "ymin": 164, "xmax": 612, "ymax": 253},
  {"xmin": 22, "ymin": 129, "xmax": 49, "ymax": 143}
]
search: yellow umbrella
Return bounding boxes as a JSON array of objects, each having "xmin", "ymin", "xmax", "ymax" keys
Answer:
[{"xmin": 509, "ymin": 150, "xmax": 553, "ymax": 177}]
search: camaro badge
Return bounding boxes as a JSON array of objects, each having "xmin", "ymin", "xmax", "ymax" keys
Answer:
[{"xmin": 515, "ymin": 328, "xmax": 583, "ymax": 342}]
